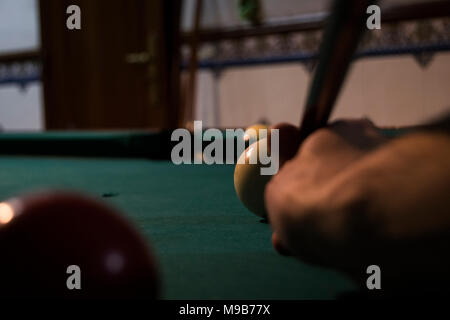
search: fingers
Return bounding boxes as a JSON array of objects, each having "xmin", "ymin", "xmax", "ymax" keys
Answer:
[
  {"xmin": 268, "ymin": 123, "xmax": 302, "ymax": 167},
  {"xmin": 265, "ymin": 174, "xmax": 321, "ymax": 264},
  {"xmin": 328, "ymin": 119, "xmax": 388, "ymax": 150},
  {"xmin": 268, "ymin": 120, "xmax": 379, "ymax": 167},
  {"xmin": 329, "ymin": 118, "xmax": 376, "ymax": 129},
  {"xmin": 271, "ymin": 232, "xmax": 292, "ymax": 256}
]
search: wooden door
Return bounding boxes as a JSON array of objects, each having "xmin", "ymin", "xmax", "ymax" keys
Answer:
[{"xmin": 39, "ymin": 0, "xmax": 181, "ymax": 130}]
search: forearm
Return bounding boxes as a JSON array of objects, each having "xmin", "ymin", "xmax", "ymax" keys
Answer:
[
  {"xmin": 326, "ymin": 131, "xmax": 450, "ymax": 287},
  {"xmin": 345, "ymin": 131, "xmax": 450, "ymax": 237}
]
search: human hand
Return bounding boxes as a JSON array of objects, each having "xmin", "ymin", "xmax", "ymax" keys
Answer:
[{"xmin": 266, "ymin": 119, "xmax": 450, "ymax": 292}]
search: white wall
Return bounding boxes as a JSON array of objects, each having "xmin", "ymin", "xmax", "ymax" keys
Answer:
[
  {"xmin": 193, "ymin": 53, "xmax": 450, "ymax": 128},
  {"xmin": 0, "ymin": 0, "xmax": 43, "ymax": 131},
  {"xmin": 0, "ymin": 0, "xmax": 40, "ymax": 52}
]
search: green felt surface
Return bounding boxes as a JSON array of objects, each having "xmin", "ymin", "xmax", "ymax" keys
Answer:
[{"xmin": 0, "ymin": 155, "xmax": 355, "ymax": 299}]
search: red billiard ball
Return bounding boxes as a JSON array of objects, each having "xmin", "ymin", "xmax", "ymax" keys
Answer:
[{"xmin": 0, "ymin": 191, "xmax": 159, "ymax": 299}]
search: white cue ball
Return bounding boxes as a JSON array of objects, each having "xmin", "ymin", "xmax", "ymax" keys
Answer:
[{"xmin": 234, "ymin": 137, "xmax": 272, "ymax": 218}]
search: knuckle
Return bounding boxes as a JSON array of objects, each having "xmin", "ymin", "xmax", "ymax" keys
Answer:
[
  {"xmin": 301, "ymin": 128, "xmax": 335, "ymax": 153},
  {"xmin": 329, "ymin": 118, "xmax": 377, "ymax": 134}
]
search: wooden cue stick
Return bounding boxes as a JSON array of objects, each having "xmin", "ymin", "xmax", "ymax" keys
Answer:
[{"xmin": 299, "ymin": 0, "xmax": 376, "ymax": 140}]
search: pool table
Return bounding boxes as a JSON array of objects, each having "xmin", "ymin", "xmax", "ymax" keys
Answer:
[{"xmin": 0, "ymin": 131, "xmax": 356, "ymax": 300}]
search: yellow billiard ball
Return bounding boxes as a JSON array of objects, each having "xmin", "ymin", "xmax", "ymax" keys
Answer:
[
  {"xmin": 235, "ymin": 123, "xmax": 302, "ymax": 218},
  {"xmin": 234, "ymin": 137, "xmax": 272, "ymax": 218},
  {"xmin": 243, "ymin": 124, "xmax": 270, "ymax": 144}
]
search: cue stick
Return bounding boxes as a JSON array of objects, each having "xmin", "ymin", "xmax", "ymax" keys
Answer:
[{"xmin": 299, "ymin": 0, "xmax": 376, "ymax": 140}]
